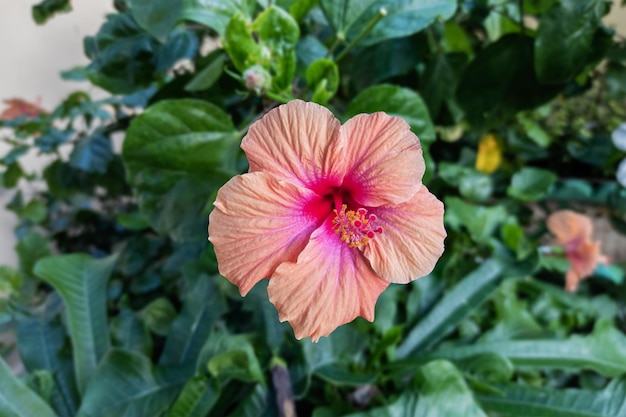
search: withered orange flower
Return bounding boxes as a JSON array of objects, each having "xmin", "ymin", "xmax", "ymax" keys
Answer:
[
  {"xmin": 208, "ymin": 100, "xmax": 446, "ymax": 341},
  {"xmin": 0, "ymin": 98, "xmax": 46, "ymax": 121},
  {"xmin": 547, "ymin": 210, "xmax": 608, "ymax": 292}
]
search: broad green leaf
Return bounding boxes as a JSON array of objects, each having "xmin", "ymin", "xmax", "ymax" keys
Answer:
[
  {"xmin": 159, "ymin": 272, "xmax": 227, "ymax": 366},
  {"xmin": 397, "ymin": 259, "xmax": 504, "ymax": 358},
  {"xmin": 478, "ymin": 279, "xmax": 544, "ymax": 342},
  {"xmin": 429, "ymin": 319, "xmax": 626, "ymax": 377},
  {"xmin": 321, "ymin": 0, "xmax": 457, "ymax": 46},
  {"xmin": 223, "ymin": 13, "xmax": 260, "ymax": 73},
  {"xmin": 20, "ymin": 199, "xmax": 47, "ymax": 223},
  {"xmin": 0, "ymin": 265, "xmax": 21, "ymax": 294},
  {"xmin": 507, "ymin": 167, "xmax": 557, "ymax": 201},
  {"xmin": 444, "ymin": 197, "xmax": 508, "ymax": 243},
  {"xmin": 456, "ymin": 353, "xmax": 514, "ymax": 383},
  {"xmin": 122, "ymin": 99, "xmax": 238, "ymax": 241},
  {"xmin": 84, "ymin": 13, "xmax": 198, "ymax": 94},
  {"xmin": 305, "ymin": 58, "xmax": 339, "ymax": 104},
  {"xmin": 295, "ymin": 325, "xmax": 368, "ymax": 396},
  {"xmin": 17, "ymin": 315, "xmax": 78, "ymax": 417},
  {"xmin": 69, "ymin": 133, "xmax": 113, "ymax": 174},
  {"xmin": 226, "ymin": 384, "xmax": 271, "ymax": 417},
  {"xmin": 344, "ymin": 360, "xmax": 486, "ymax": 417},
  {"xmin": 201, "ymin": 332, "xmax": 264, "ymax": 385},
  {"xmin": 0, "ymin": 357, "xmax": 59, "ymax": 417},
  {"xmin": 76, "ymin": 349, "xmax": 191, "ymax": 417},
  {"xmin": 32, "ymin": 0, "xmax": 71, "ymax": 25},
  {"xmin": 345, "ymin": 84, "xmax": 435, "ymax": 143},
  {"xmin": 3, "ymin": 161, "xmax": 23, "ymax": 188},
  {"xmin": 166, "ymin": 375, "xmax": 219, "ymax": 417},
  {"xmin": 16, "ymin": 231, "xmax": 52, "ymax": 279},
  {"xmin": 477, "ymin": 376, "xmax": 626, "ymax": 417},
  {"xmin": 314, "ymin": 365, "xmax": 377, "ymax": 386},
  {"xmin": 141, "ymin": 297, "xmax": 177, "ymax": 336},
  {"xmin": 110, "ymin": 308, "xmax": 153, "ymax": 357},
  {"xmin": 128, "ymin": 0, "xmax": 255, "ymax": 41},
  {"xmin": 414, "ymin": 360, "xmax": 488, "ymax": 417},
  {"xmin": 34, "ymin": 254, "xmax": 117, "ymax": 394},
  {"xmin": 517, "ymin": 113, "xmax": 552, "ymax": 147},
  {"xmin": 185, "ymin": 52, "xmax": 227, "ymax": 92},
  {"xmin": 351, "ymin": 36, "xmax": 425, "ymax": 91},
  {"xmin": 457, "ymin": 34, "xmax": 562, "ymax": 128},
  {"xmin": 421, "ymin": 52, "xmax": 467, "ymax": 122},
  {"xmin": 534, "ymin": 0, "xmax": 608, "ymax": 84}
]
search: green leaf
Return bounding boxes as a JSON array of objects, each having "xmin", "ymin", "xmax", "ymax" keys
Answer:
[
  {"xmin": 314, "ymin": 365, "xmax": 377, "ymax": 386},
  {"xmin": 429, "ymin": 319, "xmax": 626, "ymax": 377},
  {"xmin": 534, "ymin": 0, "xmax": 608, "ymax": 84},
  {"xmin": 76, "ymin": 349, "xmax": 191, "ymax": 417},
  {"xmin": 444, "ymin": 197, "xmax": 508, "ymax": 243},
  {"xmin": 159, "ymin": 272, "xmax": 226, "ymax": 366},
  {"xmin": 20, "ymin": 199, "xmax": 47, "ymax": 223},
  {"xmin": 517, "ymin": 113, "xmax": 552, "ymax": 147},
  {"xmin": 456, "ymin": 353, "xmax": 514, "ymax": 383},
  {"xmin": 84, "ymin": 13, "xmax": 198, "ymax": 94},
  {"xmin": 0, "ymin": 357, "xmax": 59, "ymax": 417},
  {"xmin": 185, "ymin": 52, "xmax": 227, "ymax": 92},
  {"xmin": 69, "ymin": 133, "xmax": 113, "ymax": 174},
  {"xmin": 457, "ymin": 34, "xmax": 562, "ymax": 128},
  {"xmin": 16, "ymin": 232, "xmax": 52, "ymax": 279},
  {"xmin": 166, "ymin": 375, "xmax": 219, "ymax": 417},
  {"xmin": 127, "ymin": 0, "xmax": 256, "ymax": 40},
  {"xmin": 251, "ymin": 6, "xmax": 300, "ymax": 92},
  {"xmin": 202, "ymin": 332, "xmax": 264, "ymax": 384},
  {"xmin": 0, "ymin": 265, "xmax": 22, "ymax": 294},
  {"xmin": 110, "ymin": 307, "xmax": 153, "ymax": 357},
  {"xmin": 344, "ymin": 360, "xmax": 486, "ymax": 417},
  {"xmin": 320, "ymin": 0, "xmax": 457, "ymax": 46},
  {"xmin": 32, "ymin": 0, "xmax": 72, "ymax": 25},
  {"xmin": 17, "ymin": 317, "xmax": 77, "ymax": 417},
  {"xmin": 421, "ymin": 52, "xmax": 467, "ymax": 122},
  {"xmin": 351, "ymin": 36, "xmax": 425, "ymax": 91},
  {"xmin": 34, "ymin": 254, "xmax": 117, "ymax": 395},
  {"xmin": 414, "ymin": 360, "xmax": 488, "ymax": 417},
  {"xmin": 141, "ymin": 297, "xmax": 177, "ymax": 336},
  {"xmin": 345, "ymin": 84, "xmax": 435, "ymax": 143},
  {"xmin": 122, "ymin": 99, "xmax": 238, "ymax": 241},
  {"xmin": 3, "ymin": 162, "xmax": 24, "ymax": 188},
  {"xmin": 224, "ymin": 6, "xmax": 299, "ymax": 93},
  {"xmin": 397, "ymin": 259, "xmax": 504, "ymax": 358},
  {"xmin": 306, "ymin": 58, "xmax": 339, "ymax": 104},
  {"xmin": 477, "ymin": 376, "xmax": 626, "ymax": 417},
  {"xmin": 507, "ymin": 167, "xmax": 557, "ymax": 201}
]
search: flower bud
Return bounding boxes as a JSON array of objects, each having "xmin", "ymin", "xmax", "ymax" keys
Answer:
[{"xmin": 243, "ymin": 65, "xmax": 272, "ymax": 95}]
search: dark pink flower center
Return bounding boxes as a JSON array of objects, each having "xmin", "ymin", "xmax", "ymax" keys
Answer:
[{"xmin": 304, "ymin": 181, "xmax": 383, "ymax": 248}]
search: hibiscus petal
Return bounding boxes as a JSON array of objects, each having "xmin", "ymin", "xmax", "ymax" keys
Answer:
[
  {"xmin": 267, "ymin": 223, "xmax": 389, "ymax": 341},
  {"xmin": 363, "ymin": 186, "xmax": 446, "ymax": 284},
  {"xmin": 208, "ymin": 172, "xmax": 327, "ymax": 296},
  {"xmin": 335, "ymin": 112, "xmax": 424, "ymax": 207},
  {"xmin": 241, "ymin": 100, "xmax": 342, "ymax": 192},
  {"xmin": 546, "ymin": 210, "xmax": 593, "ymax": 246}
]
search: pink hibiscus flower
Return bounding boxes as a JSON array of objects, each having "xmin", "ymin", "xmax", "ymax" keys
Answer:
[
  {"xmin": 547, "ymin": 210, "xmax": 608, "ymax": 292},
  {"xmin": 208, "ymin": 100, "xmax": 446, "ymax": 341}
]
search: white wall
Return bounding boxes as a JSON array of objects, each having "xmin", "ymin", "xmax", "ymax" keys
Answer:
[{"xmin": 0, "ymin": 1, "xmax": 114, "ymax": 267}]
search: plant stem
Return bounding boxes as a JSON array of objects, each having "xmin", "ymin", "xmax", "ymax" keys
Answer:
[{"xmin": 334, "ymin": 7, "xmax": 387, "ymax": 63}]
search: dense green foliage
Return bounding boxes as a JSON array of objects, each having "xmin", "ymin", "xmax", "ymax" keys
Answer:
[{"xmin": 1, "ymin": 0, "xmax": 626, "ymax": 415}]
